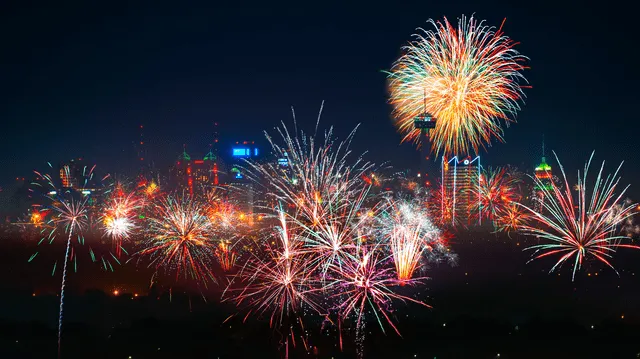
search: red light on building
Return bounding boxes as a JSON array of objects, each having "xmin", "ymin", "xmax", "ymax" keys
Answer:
[
  {"xmin": 213, "ymin": 163, "xmax": 219, "ymax": 185},
  {"xmin": 194, "ymin": 160, "xmax": 204, "ymax": 164}
]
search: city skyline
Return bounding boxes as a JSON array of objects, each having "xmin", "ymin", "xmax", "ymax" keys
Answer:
[
  {"xmin": 2, "ymin": 1, "xmax": 639, "ymax": 196},
  {"xmin": 2, "ymin": 3, "xmax": 640, "ymax": 358}
]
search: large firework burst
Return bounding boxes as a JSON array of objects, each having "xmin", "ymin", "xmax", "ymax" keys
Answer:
[
  {"xmin": 519, "ymin": 153, "xmax": 639, "ymax": 281},
  {"xmin": 387, "ymin": 15, "xmax": 528, "ymax": 156},
  {"xmin": 139, "ymin": 193, "xmax": 217, "ymax": 282}
]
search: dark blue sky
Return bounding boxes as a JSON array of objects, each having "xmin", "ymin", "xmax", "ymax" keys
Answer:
[{"xmin": 1, "ymin": 1, "xmax": 638, "ymax": 194}]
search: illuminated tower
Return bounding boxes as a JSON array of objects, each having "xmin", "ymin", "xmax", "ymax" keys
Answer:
[
  {"xmin": 534, "ymin": 137, "xmax": 553, "ymax": 203},
  {"xmin": 413, "ymin": 88, "xmax": 437, "ymax": 186},
  {"xmin": 441, "ymin": 155, "xmax": 481, "ymax": 225},
  {"xmin": 133, "ymin": 123, "xmax": 152, "ymax": 178}
]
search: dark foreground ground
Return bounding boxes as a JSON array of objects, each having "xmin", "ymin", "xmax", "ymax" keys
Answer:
[{"xmin": 2, "ymin": 230, "xmax": 640, "ymax": 358}]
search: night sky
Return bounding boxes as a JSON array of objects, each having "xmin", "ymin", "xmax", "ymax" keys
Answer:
[{"xmin": 1, "ymin": 1, "xmax": 638, "ymax": 194}]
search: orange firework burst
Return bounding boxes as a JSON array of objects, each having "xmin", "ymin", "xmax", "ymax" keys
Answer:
[
  {"xmin": 216, "ymin": 241, "xmax": 237, "ymax": 272},
  {"xmin": 472, "ymin": 167, "xmax": 522, "ymax": 223},
  {"xmin": 380, "ymin": 195, "xmax": 444, "ymax": 283},
  {"xmin": 495, "ymin": 203, "xmax": 530, "ymax": 233},
  {"xmin": 387, "ymin": 15, "xmax": 528, "ymax": 156}
]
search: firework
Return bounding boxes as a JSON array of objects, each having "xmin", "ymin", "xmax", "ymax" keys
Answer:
[
  {"xmin": 519, "ymin": 153, "xmax": 639, "ymax": 281},
  {"xmin": 427, "ymin": 180, "xmax": 458, "ymax": 227},
  {"xmin": 298, "ymin": 186, "xmax": 374, "ymax": 277},
  {"xmin": 473, "ymin": 167, "xmax": 522, "ymax": 223},
  {"xmin": 29, "ymin": 162, "xmax": 109, "ymax": 358},
  {"xmin": 224, "ymin": 208, "xmax": 322, "ymax": 327},
  {"xmin": 102, "ymin": 188, "xmax": 142, "ymax": 256},
  {"xmin": 139, "ymin": 193, "xmax": 217, "ymax": 283},
  {"xmin": 52, "ymin": 197, "xmax": 87, "ymax": 358},
  {"xmin": 328, "ymin": 246, "xmax": 429, "ymax": 336},
  {"xmin": 387, "ymin": 15, "xmax": 528, "ymax": 156},
  {"xmin": 242, "ymin": 106, "xmax": 380, "ymax": 273},
  {"xmin": 243, "ymin": 104, "xmax": 376, "ymax": 227},
  {"xmin": 227, "ymin": 106, "xmax": 452, "ymax": 355},
  {"xmin": 216, "ymin": 241, "xmax": 237, "ymax": 272},
  {"xmin": 203, "ymin": 188, "xmax": 242, "ymax": 271},
  {"xmin": 379, "ymin": 194, "xmax": 445, "ymax": 282},
  {"xmin": 495, "ymin": 203, "xmax": 530, "ymax": 233},
  {"xmin": 205, "ymin": 188, "xmax": 240, "ymax": 230}
]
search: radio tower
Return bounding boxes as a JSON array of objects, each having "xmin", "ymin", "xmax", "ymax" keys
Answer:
[
  {"xmin": 413, "ymin": 87, "xmax": 437, "ymax": 186},
  {"xmin": 213, "ymin": 122, "xmax": 219, "ymax": 185},
  {"xmin": 137, "ymin": 124, "xmax": 147, "ymax": 173}
]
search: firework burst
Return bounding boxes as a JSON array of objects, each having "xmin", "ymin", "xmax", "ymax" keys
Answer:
[
  {"xmin": 226, "ymin": 105, "xmax": 453, "ymax": 356},
  {"xmin": 379, "ymin": 193, "xmax": 446, "ymax": 282},
  {"xmin": 243, "ymin": 104, "xmax": 376, "ymax": 226},
  {"xmin": 28, "ymin": 162, "xmax": 111, "ymax": 358},
  {"xmin": 473, "ymin": 167, "xmax": 522, "ymax": 223},
  {"xmin": 519, "ymin": 153, "xmax": 639, "ymax": 281},
  {"xmin": 139, "ymin": 193, "xmax": 217, "ymax": 283},
  {"xmin": 224, "ymin": 207, "xmax": 322, "ymax": 327},
  {"xmin": 102, "ymin": 187, "xmax": 142, "ymax": 256},
  {"xmin": 495, "ymin": 203, "xmax": 530, "ymax": 233},
  {"xmin": 328, "ymin": 246, "xmax": 429, "ymax": 336},
  {"xmin": 387, "ymin": 15, "xmax": 528, "ymax": 156}
]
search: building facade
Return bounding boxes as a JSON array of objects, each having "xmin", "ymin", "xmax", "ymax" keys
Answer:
[
  {"xmin": 172, "ymin": 147, "xmax": 220, "ymax": 195},
  {"xmin": 441, "ymin": 156, "xmax": 481, "ymax": 225}
]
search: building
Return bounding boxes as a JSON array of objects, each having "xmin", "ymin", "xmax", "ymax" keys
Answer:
[
  {"xmin": 57, "ymin": 159, "xmax": 104, "ymax": 197},
  {"xmin": 534, "ymin": 140, "xmax": 553, "ymax": 209},
  {"xmin": 60, "ymin": 163, "xmax": 79, "ymax": 188},
  {"xmin": 441, "ymin": 155, "xmax": 481, "ymax": 225},
  {"xmin": 228, "ymin": 141, "xmax": 260, "ymax": 181},
  {"xmin": 172, "ymin": 146, "xmax": 220, "ymax": 195},
  {"xmin": 277, "ymin": 151, "xmax": 292, "ymax": 180},
  {"xmin": 534, "ymin": 157, "xmax": 553, "ymax": 191},
  {"xmin": 227, "ymin": 141, "xmax": 261, "ymax": 217}
]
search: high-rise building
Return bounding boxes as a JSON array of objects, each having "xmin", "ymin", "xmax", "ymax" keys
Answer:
[
  {"xmin": 227, "ymin": 141, "xmax": 261, "ymax": 217},
  {"xmin": 60, "ymin": 164, "xmax": 77, "ymax": 188},
  {"xmin": 534, "ymin": 138, "xmax": 553, "ymax": 208},
  {"xmin": 172, "ymin": 146, "xmax": 219, "ymax": 195},
  {"xmin": 229, "ymin": 141, "xmax": 260, "ymax": 181},
  {"xmin": 441, "ymin": 155, "xmax": 481, "ymax": 225}
]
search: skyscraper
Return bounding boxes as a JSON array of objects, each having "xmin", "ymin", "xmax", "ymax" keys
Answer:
[
  {"xmin": 227, "ymin": 141, "xmax": 261, "ymax": 218},
  {"xmin": 534, "ymin": 138, "xmax": 553, "ymax": 207},
  {"xmin": 441, "ymin": 155, "xmax": 481, "ymax": 225},
  {"xmin": 172, "ymin": 145, "xmax": 219, "ymax": 195}
]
